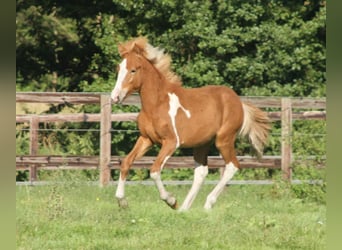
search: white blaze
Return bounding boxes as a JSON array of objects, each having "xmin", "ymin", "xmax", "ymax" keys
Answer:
[
  {"xmin": 111, "ymin": 59, "xmax": 128, "ymax": 102},
  {"xmin": 168, "ymin": 93, "xmax": 191, "ymax": 147}
]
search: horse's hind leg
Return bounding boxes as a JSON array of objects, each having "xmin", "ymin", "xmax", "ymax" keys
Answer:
[
  {"xmin": 204, "ymin": 133, "xmax": 239, "ymax": 210},
  {"xmin": 179, "ymin": 143, "xmax": 210, "ymax": 211}
]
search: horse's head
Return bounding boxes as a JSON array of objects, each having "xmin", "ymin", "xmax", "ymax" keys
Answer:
[
  {"xmin": 111, "ymin": 43, "xmax": 145, "ymax": 104},
  {"xmin": 111, "ymin": 36, "xmax": 181, "ymax": 103}
]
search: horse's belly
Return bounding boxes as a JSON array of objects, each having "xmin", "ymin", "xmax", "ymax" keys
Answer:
[{"xmin": 177, "ymin": 120, "xmax": 219, "ymax": 148}]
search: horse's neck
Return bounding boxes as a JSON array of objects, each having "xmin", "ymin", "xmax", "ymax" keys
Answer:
[{"xmin": 139, "ymin": 74, "xmax": 172, "ymax": 112}]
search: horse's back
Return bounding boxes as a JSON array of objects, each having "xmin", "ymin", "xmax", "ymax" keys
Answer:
[{"xmin": 180, "ymin": 85, "xmax": 243, "ymax": 118}]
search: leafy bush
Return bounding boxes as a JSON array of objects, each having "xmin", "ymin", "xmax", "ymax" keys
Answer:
[{"xmin": 291, "ymin": 165, "xmax": 326, "ymax": 204}]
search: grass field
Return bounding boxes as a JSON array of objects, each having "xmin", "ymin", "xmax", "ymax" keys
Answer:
[{"xmin": 16, "ymin": 181, "xmax": 326, "ymax": 250}]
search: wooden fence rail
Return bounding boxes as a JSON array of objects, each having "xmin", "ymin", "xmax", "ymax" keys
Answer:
[
  {"xmin": 16, "ymin": 92, "xmax": 326, "ymax": 185},
  {"xmin": 16, "ymin": 111, "xmax": 325, "ymax": 123},
  {"xmin": 16, "ymin": 92, "xmax": 326, "ymax": 108},
  {"xmin": 16, "ymin": 156, "xmax": 282, "ymax": 170}
]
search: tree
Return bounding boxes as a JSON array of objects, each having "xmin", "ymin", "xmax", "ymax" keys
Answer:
[{"xmin": 17, "ymin": 0, "xmax": 326, "ymax": 96}]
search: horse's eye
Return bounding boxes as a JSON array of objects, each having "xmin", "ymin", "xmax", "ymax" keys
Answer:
[{"xmin": 130, "ymin": 69, "xmax": 136, "ymax": 74}]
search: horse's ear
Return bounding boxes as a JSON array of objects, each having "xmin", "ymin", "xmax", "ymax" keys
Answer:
[
  {"xmin": 132, "ymin": 42, "xmax": 144, "ymax": 55},
  {"xmin": 118, "ymin": 36, "xmax": 146, "ymax": 57}
]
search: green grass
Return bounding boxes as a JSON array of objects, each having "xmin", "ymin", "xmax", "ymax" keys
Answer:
[{"xmin": 16, "ymin": 182, "xmax": 326, "ymax": 250}]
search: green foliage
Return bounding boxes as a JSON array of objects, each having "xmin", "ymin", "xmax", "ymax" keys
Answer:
[
  {"xmin": 292, "ymin": 119, "xmax": 326, "ymax": 157},
  {"xmin": 16, "ymin": 128, "xmax": 29, "ymax": 155},
  {"xmin": 290, "ymin": 119, "xmax": 326, "ymax": 203},
  {"xmin": 291, "ymin": 166, "xmax": 326, "ymax": 204},
  {"xmin": 16, "ymin": 0, "xmax": 325, "ymax": 94}
]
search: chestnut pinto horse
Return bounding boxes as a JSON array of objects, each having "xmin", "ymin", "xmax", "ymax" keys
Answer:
[{"xmin": 111, "ymin": 37, "xmax": 270, "ymax": 211}]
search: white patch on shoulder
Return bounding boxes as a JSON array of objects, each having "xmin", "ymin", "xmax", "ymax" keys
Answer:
[{"xmin": 168, "ymin": 93, "xmax": 191, "ymax": 147}]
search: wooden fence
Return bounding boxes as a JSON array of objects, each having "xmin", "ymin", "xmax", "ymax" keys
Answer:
[{"xmin": 16, "ymin": 92, "xmax": 326, "ymax": 186}]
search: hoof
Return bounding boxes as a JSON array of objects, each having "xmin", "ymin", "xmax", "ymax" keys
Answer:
[
  {"xmin": 117, "ymin": 198, "xmax": 129, "ymax": 208},
  {"xmin": 165, "ymin": 196, "xmax": 178, "ymax": 210},
  {"xmin": 204, "ymin": 202, "xmax": 213, "ymax": 210},
  {"xmin": 169, "ymin": 200, "xmax": 178, "ymax": 210}
]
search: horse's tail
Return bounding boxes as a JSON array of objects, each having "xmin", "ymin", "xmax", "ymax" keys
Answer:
[{"xmin": 239, "ymin": 102, "xmax": 271, "ymax": 157}]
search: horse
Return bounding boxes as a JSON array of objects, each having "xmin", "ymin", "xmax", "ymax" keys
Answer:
[{"xmin": 111, "ymin": 36, "xmax": 271, "ymax": 211}]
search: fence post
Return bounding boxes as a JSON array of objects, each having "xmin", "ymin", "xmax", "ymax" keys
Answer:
[
  {"xmin": 281, "ymin": 98, "xmax": 292, "ymax": 180},
  {"xmin": 29, "ymin": 115, "xmax": 39, "ymax": 182},
  {"xmin": 99, "ymin": 94, "xmax": 112, "ymax": 187}
]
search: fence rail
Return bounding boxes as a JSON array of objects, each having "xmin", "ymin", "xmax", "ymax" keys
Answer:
[
  {"xmin": 16, "ymin": 92, "xmax": 326, "ymax": 185},
  {"xmin": 16, "ymin": 92, "xmax": 326, "ymax": 108},
  {"xmin": 16, "ymin": 155, "xmax": 282, "ymax": 170},
  {"xmin": 16, "ymin": 111, "xmax": 325, "ymax": 123}
]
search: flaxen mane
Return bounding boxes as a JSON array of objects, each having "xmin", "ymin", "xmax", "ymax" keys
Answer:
[{"xmin": 118, "ymin": 36, "xmax": 181, "ymax": 85}]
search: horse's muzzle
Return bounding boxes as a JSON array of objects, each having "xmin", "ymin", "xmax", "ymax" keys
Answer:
[{"xmin": 111, "ymin": 89, "xmax": 127, "ymax": 104}]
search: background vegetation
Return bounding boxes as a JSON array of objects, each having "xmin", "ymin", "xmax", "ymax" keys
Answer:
[
  {"xmin": 16, "ymin": 0, "xmax": 326, "ymax": 199},
  {"xmin": 16, "ymin": 0, "xmax": 326, "ymax": 95}
]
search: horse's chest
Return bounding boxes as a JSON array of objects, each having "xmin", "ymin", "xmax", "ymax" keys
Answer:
[
  {"xmin": 137, "ymin": 99, "xmax": 192, "ymax": 146},
  {"xmin": 137, "ymin": 112, "xmax": 167, "ymax": 143}
]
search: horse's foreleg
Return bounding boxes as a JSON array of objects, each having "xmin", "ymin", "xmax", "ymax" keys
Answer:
[
  {"xmin": 116, "ymin": 136, "xmax": 152, "ymax": 208},
  {"xmin": 150, "ymin": 141, "xmax": 177, "ymax": 209}
]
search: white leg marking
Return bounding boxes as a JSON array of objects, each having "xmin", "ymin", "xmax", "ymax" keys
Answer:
[
  {"xmin": 111, "ymin": 59, "xmax": 128, "ymax": 102},
  {"xmin": 150, "ymin": 172, "xmax": 172, "ymax": 201},
  {"xmin": 204, "ymin": 162, "xmax": 238, "ymax": 210},
  {"xmin": 168, "ymin": 93, "xmax": 191, "ymax": 147},
  {"xmin": 160, "ymin": 155, "xmax": 170, "ymax": 171},
  {"xmin": 179, "ymin": 165, "xmax": 208, "ymax": 211},
  {"xmin": 115, "ymin": 173, "xmax": 126, "ymax": 199}
]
